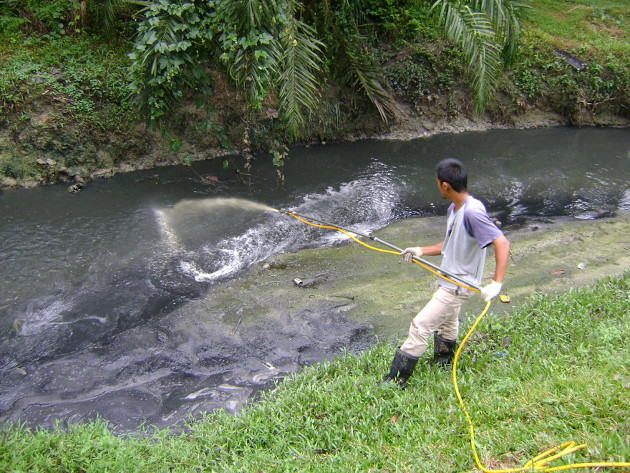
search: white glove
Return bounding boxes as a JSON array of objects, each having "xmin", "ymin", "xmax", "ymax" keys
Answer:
[
  {"xmin": 481, "ymin": 280, "xmax": 502, "ymax": 302},
  {"xmin": 400, "ymin": 246, "xmax": 422, "ymax": 263}
]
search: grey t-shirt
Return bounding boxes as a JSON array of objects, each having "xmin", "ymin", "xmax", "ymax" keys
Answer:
[{"xmin": 438, "ymin": 196, "xmax": 503, "ymax": 292}]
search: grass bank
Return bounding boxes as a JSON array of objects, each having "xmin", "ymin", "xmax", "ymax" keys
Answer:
[
  {"xmin": 503, "ymin": 0, "xmax": 630, "ymax": 126},
  {"xmin": 2, "ymin": 271, "xmax": 628, "ymax": 472}
]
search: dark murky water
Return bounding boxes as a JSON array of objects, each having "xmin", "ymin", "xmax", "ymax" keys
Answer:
[{"xmin": 1, "ymin": 127, "xmax": 628, "ymax": 433}]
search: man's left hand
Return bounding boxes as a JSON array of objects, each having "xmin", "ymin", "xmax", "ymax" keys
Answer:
[{"xmin": 481, "ymin": 280, "xmax": 502, "ymax": 302}]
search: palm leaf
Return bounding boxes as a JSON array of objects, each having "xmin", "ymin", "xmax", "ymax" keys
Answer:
[
  {"xmin": 277, "ymin": 2, "xmax": 325, "ymax": 137},
  {"xmin": 216, "ymin": 0, "xmax": 325, "ymax": 136},
  {"xmin": 434, "ymin": 0, "xmax": 502, "ymax": 112},
  {"xmin": 216, "ymin": 0, "xmax": 278, "ymax": 109},
  {"xmin": 343, "ymin": 39, "xmax": 400, "ymax": 122},
  {"xmin": 471, "ymin": 0, "xmax": 531, "ymax": 63},
  {"xmin": 320, "ymin": 0, "xmax": 400, "ymax": 122}
]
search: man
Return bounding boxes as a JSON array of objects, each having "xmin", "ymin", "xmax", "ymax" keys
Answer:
[{"xmin": 383, "ymin": 158, "xmax": 510, "ymax": 389}]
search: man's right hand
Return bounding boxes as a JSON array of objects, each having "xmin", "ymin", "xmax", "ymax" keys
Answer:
[{"xmin": 400, "ymin": 246, "xmax": 423, "ymax": 263}]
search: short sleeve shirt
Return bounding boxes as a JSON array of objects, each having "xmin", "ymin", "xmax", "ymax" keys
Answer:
[{"xmin": 438, "ymin": 196, "xmax": 503, "ymax": 292}]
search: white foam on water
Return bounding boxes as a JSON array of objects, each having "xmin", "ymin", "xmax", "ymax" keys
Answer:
[
  {"xmin": 504, "ymin": 179, "xmax": 528, "ymax": 219},
  {"xmin": 179, "ymin": 256, "xmax": 239, "ymax": 282},
  {"xmin": 287, "ymin": 174, "xmax": 401, "ymax": 242},
  {"xmin": 18, "ymin": 300, "xmax": 73, "ymax": 336}
]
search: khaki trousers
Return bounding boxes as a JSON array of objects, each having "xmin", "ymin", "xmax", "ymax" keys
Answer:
[{"xmin": 400, "ymin": 286, "xmax": 471, "ymax": 358}]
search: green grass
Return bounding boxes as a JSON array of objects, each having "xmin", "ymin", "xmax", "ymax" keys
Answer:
[
  {"xmin": 0, "ymin": 33, "xmax": 132, "ymax": 117},
  {"xmin": 1, "ymin": 272, "xmax": 628, "ymax": 472},
  {"xmin": 506, "ymin": 1, "xmax": 630, "ymax": 122},
  {"xmin": 524, "ymin": 0, "xmax": 630, "ymax": 58}
]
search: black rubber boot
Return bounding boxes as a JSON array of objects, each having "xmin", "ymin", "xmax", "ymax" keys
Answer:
[
  {"xmin": 383, "ymin": 348, "xmax": 419, "ymax": 389},
  {"xmin": 431, "ymin": 332, "xmax": 457, "ymax": 366}
]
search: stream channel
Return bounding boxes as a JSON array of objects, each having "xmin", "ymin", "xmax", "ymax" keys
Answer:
[{"xmin": 1, "ymin": 127, "xmax": 629, "ymax": 433}]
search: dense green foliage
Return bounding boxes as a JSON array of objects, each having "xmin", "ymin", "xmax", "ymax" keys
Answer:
[
  {"xmin": 0, "ymin": 34, "xmax": 131, "ymax": 116},
  {"xmin": 1, "ymin": 272, "xmax": 628, "ymax": 471},
  {"xmin": 127, "ymin": 0, "xmax": 325, "ymax": 138},
  {"xmin": 0, "ymin": 0, "xmax": 146, "ymax": 36},
  {"xmin": 1, "ymin": 0, "xmax": 531, "ymax": 136},
  {"xmin": 126, "ymin": 0, "xmax": 529, "ymax": 130},
  {"xmin": 512, "ymin": 38, "xmax": 630, "ymax": 123},
  {"xmin": 431, "ymin": 0, "xmax": 528, "ymax": 112},
  {"xmin": 126, "ymin": 0, "xmax": 397, "ymax": 135}
]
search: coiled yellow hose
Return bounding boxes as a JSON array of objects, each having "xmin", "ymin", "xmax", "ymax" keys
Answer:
[
  {"xmin": 282, "ymin": 211, "xmax": 630, "ymax": 472},
  {"xmin": 455, "ymin": 303, "xmax": 629, "ymax": 472}
]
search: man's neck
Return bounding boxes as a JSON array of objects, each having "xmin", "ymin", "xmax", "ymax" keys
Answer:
[{"xmin": 450, "ymin": 191, "xmax": 470, "ymax": 211}]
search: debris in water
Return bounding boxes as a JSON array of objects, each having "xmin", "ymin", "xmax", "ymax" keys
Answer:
[
  {"xmin": 68, "ymin": 183, "xmax": 83, "ymax": 194},
  {"xmin": 231, "ymin": 317, "xmax": 242, "ymax": 336},
  {"xmin": 293, "ymin": 277, "xmax": 327, "ymax": 288},
  {"xmin": 12, "ymin": 319, "xmax": 24, "ymax": 333}
]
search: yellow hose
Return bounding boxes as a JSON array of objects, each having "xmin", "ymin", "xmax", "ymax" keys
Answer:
[
  {"xmin": 282, "ymin": 211, "xmax": 630, "ymax": 472},
  {"xmin": 454, "ymin": 303, "xmax": 630, "ymax": 472},
  {"xmin": 284, "ymin": 212, "xmax": 480, "ymax": 293}
]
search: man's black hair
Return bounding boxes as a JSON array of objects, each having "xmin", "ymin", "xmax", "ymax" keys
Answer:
[{"xmin": 435, "ymin": 158, "xmax": 467, "ymax": 192}]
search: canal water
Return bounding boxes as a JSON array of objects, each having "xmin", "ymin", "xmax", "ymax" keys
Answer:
[{"xmin": 0, "ymin": 127, "xmax": 628, "ymax": 432}]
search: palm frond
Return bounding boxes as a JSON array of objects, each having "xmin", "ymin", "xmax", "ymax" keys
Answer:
[
  {"xmin": 320, "ymin": 0, "xmax": 399, "ymax": 122},
  {"xmin": 471, "ymin": 0, "xmax": 531, "ymax": 63},
  {"xmin": 104, "ymin": 0, "xmax": 119, "ymax": 33},
  {"xmin": 277, "ymin": 2, "xmax": 325, "ymax": 137},
  {"xmin": 434, "ymin": 0, "xmax": 502, "ymax": 112},
  {"xmin": 91, "ymin": 0, "xmax": 124, "ymax": 36},
  {"xmin": 216, "ymin": 0, "xmax": 279, "ymax": 109},
  {"xmin": 343, "ymin": 39, "xmax": 400, "ymax": 122},
  {"xmin": 216, "ymin": 0, "xmax": 325, "ymax": 136}
]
